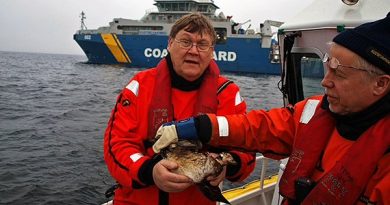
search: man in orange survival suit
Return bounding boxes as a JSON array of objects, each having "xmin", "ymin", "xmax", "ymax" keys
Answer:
[
  {"xmin": 153, "ymin": 14, "xmax": 390, "ymax": 205},
  {"xmin": 104, "ymin": 13, "xmax": 255, "ymax": 205}
]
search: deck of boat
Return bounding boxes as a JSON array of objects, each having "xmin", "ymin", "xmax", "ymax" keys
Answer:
[{"xmin": 221, "ymin": 175, "xmax": 278, "ymax": 205}]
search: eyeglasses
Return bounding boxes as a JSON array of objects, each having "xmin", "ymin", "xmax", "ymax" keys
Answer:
[
  {"xmin": 322, "ymin": 53, "xmax": 380, "ymax": 75},
  {"xmin": 174, "ymin": 38, "xmax": 213, "ymax": 52}
]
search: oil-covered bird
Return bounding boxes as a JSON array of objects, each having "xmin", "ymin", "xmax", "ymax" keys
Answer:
[{"xmin": 160, "ymin": 140, "xmax": 236, "ymax": 204}]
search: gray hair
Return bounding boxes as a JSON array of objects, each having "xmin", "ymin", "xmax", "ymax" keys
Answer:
[{"xmin": 327, "ymin": 42, "xmax": 386, "ymax": 79}]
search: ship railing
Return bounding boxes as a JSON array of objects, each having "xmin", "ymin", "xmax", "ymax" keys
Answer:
[
  {"xmin": 218, "ymin": 155, "xmax": 281, "ymax": 205},
  {"xmin": 76, "ymin": 29, "xmax": 100, "ymax": 34},
  {"xmin": 210, "ymin": 18, "xmax": 230, "ymax": 22}
]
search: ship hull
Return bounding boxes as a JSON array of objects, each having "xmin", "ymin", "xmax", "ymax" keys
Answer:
[{"xmin": 74, "ymin": 33, "xmax": 281, "ymax": 75}]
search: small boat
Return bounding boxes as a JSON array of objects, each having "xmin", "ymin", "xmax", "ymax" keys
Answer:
[
  {"xmin": 227, "ymin": 0, "xmax": 389, "ymax": 203},
  {"xmin": 73, "ymin": 0, "xmax": 283, "ymax": 74},
  {"xmin": 277, "ymin": 0, "xmax": 389, "ymax": 105}
]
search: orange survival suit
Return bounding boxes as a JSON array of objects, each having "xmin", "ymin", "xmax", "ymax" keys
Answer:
[
  {"xmin": 203, "ymin": 95, "xmax": 389, "ymax": 205},
  {"xmin": 104, "ymin": 56, "xmax": 255, "ymax": 205}
]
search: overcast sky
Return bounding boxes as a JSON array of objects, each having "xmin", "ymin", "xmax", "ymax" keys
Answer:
[{"xmin": 0, "ymin": 0, "xmax": 315, "ymax": 55}]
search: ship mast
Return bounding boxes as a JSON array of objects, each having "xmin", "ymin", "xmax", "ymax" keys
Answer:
[{"xmin": 79, "ymin": 11, "xmax": 87, "ymax": 30}]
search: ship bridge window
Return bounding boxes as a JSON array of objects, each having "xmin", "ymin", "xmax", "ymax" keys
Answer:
[
  {"xmin": 185, "ymin": 3, "xmax": 190, "ymax": 11},
  {"xmin": 197, "ymin": 5, "xmax": 208, "ymax": 12},
  {"xmin": 188, "ymin": 3, "xmax": 195, "ymax": 11},
  {"xmin": 163, "ymin": 3, "xmax": 172, "ymax": 11},
  {"xmin": 178, "ymin": 3, "xmax": 186, "ymax": 11},
  {"xmin": 215, "ymin": 28, "xmax": 227, "ymax": 44},
  {"xmin": 300, "ymin": 55, "xmax": 324, "ymax": 98},
  {"xmin": 285, "ymin": 53, "xmax": 324, "ymax": 104},
  {"xmin": 157, "ymin": 3, "xmax": 164, "ymax": 11},
  {"xmin": 172, "ymin": 3, "xmax": 179, "ymax": 11},
  {"xmin": 163, "ymin": 3, "xmax": 190, "ymax": 12},
  {"xmin": 117, "ymin": 25, "xmax": 164, "ymax": 31}
]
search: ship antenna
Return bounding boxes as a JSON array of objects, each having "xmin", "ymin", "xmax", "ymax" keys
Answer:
[{"xmin": 79, "ymin": 11, "xmax": 87, "ymax": 30}]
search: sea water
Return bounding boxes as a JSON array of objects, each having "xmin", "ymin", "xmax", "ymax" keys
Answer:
[{"xmin": 0, "ymin": 51, "xmax": 284, "ymax": 204}]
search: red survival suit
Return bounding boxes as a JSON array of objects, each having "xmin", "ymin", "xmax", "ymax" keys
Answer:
[
  {"xmin": 104, "ymin": 58, "xmax": 255, "ymax": 205},
  {"xmin": 205, "ymin": 95, "xmax": 390, "ymax": 205}
]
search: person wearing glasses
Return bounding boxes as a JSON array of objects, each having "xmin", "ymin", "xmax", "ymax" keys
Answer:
[
  {"xmin": 153, "ymin": 14, "xmax": 390, "ymax": 204},
  {"xmin": 103, "ymin": 13, "xmax": 255, "ymax": 205}
]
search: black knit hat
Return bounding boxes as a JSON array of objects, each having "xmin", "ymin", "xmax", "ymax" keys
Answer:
[{"xmin": 333, "ymin": 13, "xmax": 390, "ymax": 74}]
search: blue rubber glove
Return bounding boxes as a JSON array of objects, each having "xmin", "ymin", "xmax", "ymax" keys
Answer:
[
  {"xmin": 152, "ymin": 117, "xmax": 198, "ymax": 153},
  {"xmin": 175, "ymin": 117, "xmax": 198, "ymax": 140}
]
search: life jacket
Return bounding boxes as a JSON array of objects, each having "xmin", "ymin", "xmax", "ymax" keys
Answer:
[
  {"xmin": 147, "ymin": 58, "xmax": 219, "ymax": 140},
  {"xmin": 279, "ymin": 96, "xmax": 390, "ymax": 204}
]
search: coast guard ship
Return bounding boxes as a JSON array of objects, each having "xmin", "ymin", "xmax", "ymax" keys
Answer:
[{"xmin": 73, "ymin": 0, "xmax": 283, "ymax": 74}]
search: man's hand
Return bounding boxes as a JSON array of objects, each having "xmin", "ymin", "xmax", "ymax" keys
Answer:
[
  {"xmin": 153, "ymin": 117, "xmax": 198, "ymax": 153},
  {"xmin": 153, "ymin": 159, "xmax": 193, "ymax": 192},
  {"xmin": 152, "ymin": 124, "xmax": 179, "ymax": 153}
]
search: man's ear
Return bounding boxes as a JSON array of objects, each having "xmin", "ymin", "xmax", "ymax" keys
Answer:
[
  {"xmin": 167, "ymin": 38, "xmax": 173, "ymax": 52},
  {"xmin": 373, "ymin": 74, "xmax": 390, "ymax": 96}
]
